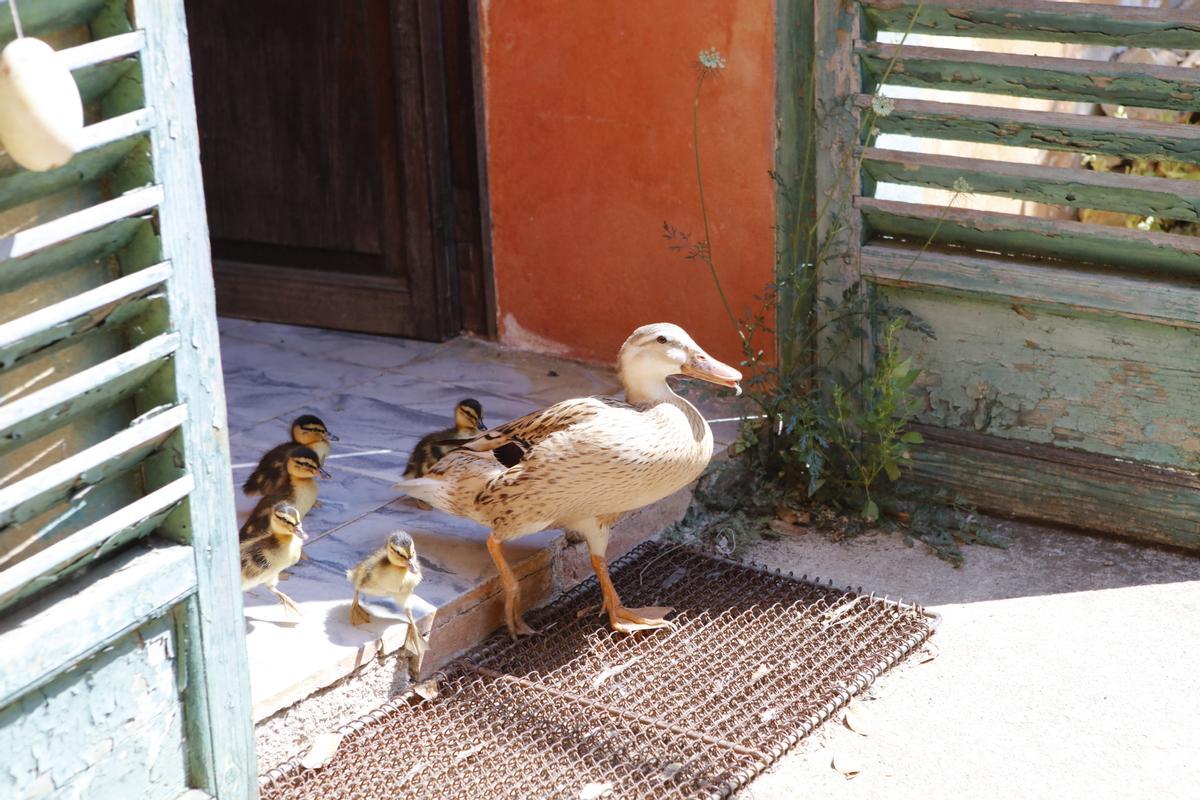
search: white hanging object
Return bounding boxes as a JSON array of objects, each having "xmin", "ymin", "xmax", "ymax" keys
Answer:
[{"xmin": 0, "ymin": 36, "xmax": 83, "ymax": 171}]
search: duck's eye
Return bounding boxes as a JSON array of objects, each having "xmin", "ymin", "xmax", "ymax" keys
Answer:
[{"xmin": 656, "ymin": 335, "xmax": 668, "ymax": 344}]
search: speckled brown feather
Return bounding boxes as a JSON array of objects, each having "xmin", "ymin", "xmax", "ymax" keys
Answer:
[{"xmin": 411, "ymin": 395, "xmax": 711, "ymax": 538}]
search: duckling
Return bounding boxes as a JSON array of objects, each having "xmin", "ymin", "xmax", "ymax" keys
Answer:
[
  {"xmin": 262, "ymin": 445, "xmax": 327, "ymax": 518},
  {"xmin": 243, "ymin": 414, "xmax": 338, "ymax": 498},
  {"xmin": 346, "ymin": 530, "xmax": 427, "ymax": 655},
  {"xmin": 240, "ymin": 502, "xmax": 306, "ymax": 618},
  {"xmin": 403, "ymin": 399, "xmax": 486, "ymax": 479}
]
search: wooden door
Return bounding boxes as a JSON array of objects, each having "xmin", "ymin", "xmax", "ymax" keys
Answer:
[{"xmin": 186, "ymin": 0, "xmax": 460, "ymax": 340}]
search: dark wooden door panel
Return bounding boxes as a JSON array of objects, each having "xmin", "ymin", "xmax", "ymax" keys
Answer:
[
  {"xmin": 185, "ymin": 0, "xmax": 464, "ymax": 339},
  {"xmin": 191, "ymin": 1, "xmax": 387, "ymax": 255}
]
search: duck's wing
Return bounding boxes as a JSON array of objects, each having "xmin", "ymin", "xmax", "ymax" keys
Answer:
[
  {"xmin": 242, "ymin": 441, "xmax": 296, "ymax": 496},
  {"xmin": 449, "ymin": 396, "xmax": 632, "ymax": 468}
]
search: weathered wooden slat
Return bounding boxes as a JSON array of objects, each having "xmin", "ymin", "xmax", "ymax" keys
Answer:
[
  {"xmin": 0, "ymin": 186, "xmax": 161, "ymax": 259},
  {"xmin": 0, "ymin": 0, "xmax": 108, "ymax": 41},
  {"xmin": 858, "ymin": 197, "xmax": 1200, "ymax": 276},
  {"xmin": 0, "ymin": 541, "xmax": 197, "ymax": 709},
  {"xmin": 0, "ymin": 403, "xmax": 186, "ymax": 528},
  {"xmin": 59, "ymin": 29, "xmax": 144, "ymax": 70},
  {"xmin": 75, "ymin": 107, "xmax": 153, "ymax": 151},
  {"xmin": 862, "ymin": 147, "xmax": 1200, "ymax": 221},
  {"xmin": 862, "ymin": 0, "xmax": 1200, "ymax": 49},
  {"xmin": 0, "ymin": 261, "xmax": 170, "ymax": 367},
  {"xmin": 0, "ymin": 186, "xmax": 161, "ymax": 291},
  {"xmin": 0, "ymin": 218, "xmax": 144, "ymax": 292},
  {"xmin": 133, "ymin": 0, "xmax": 257, "ymax": 794},
  {"xmin": 0, "ymin": 135, "xmax": 145, "ymax": 213},
  {"xmin": 858, "ymin": 41, "xmax": 1200, "ymax": 111},
  {"xmin": 859, "ymin": 96, "xmax": 1200, "ymax": 166},
  {"xmin": 0, "ymin": 474, "xmax": 191, "ymax": 609},
  {"xmin": 0, "ymin": 332, "xmax": 178, "ymax": 447},
  {"xmin": 73, "ymin": 57, "xmax": 140, "ymax": 104},
  {"xmin": 862, "ymin": 242, "xmax": 1200, "ymax": 330},
  {"xmin": 907, "ymin": 424, "xmax": 1200, "ymax": 550}
]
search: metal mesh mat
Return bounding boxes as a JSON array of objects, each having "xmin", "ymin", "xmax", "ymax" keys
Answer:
[{"xmin": 260, "ymin": 542, "xmax": 937, "ymax": 799}]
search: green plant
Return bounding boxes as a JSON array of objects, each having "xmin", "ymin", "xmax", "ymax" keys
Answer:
[{"xmin": 665, "ymin": 16, "xmax": 1007, "ymax": 564}]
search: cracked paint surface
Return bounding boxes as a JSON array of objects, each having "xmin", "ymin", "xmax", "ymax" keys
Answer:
[
  {"xmin": 0, "ymin": 616, "xmax": 187, "ymax": 800},
  {"xmin": 886, "ymin": 287, "xmax": 1200, "ymax": 469}
]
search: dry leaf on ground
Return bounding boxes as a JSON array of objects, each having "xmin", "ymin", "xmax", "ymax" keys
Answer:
[
  {"xmin": 768, "ymin": 519, "xmax": 809, "ymax": 537},
  {"xmin": 831, "ymin": 752, "xmax": 863, "ymax": 779},
  {"xmin": 591, "ymin": 661, "xmax": 636, "ymax": 689},
  {"xmin": 844, "ymin": 699, "xmax": 873, "ymax": 736},
  {"xmin": 579, "ymin": 781, "xmax": 614, "ymax": 799},
  {"xmin": 748, "ymin": 663, "xmax": 772, "ymax": 684},
  {"xmin": 454, "ymin": 743, "xmax": 485, "ymax": 763},
  {"xmin": 299, "ymin": 733, "xmax": 344, "ymax": 770},
  {"xmin": 413, "ymin": 679, "xmax": 439, "ymax": 701}
]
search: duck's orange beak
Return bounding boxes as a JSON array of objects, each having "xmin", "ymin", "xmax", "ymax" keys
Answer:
[{"xmin": 681, "ymin": 349, "xmax": 743, "ymax": 395}]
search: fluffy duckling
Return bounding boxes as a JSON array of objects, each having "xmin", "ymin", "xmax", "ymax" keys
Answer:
[
  {"xmin": 346, "ymin": 530, "xmax": 427, "ymax": 654},
  {"xmin": 403, "ymin": 399, "xmax": 486, "ymax": 479},
  {"xmin": 250, "ymin": 446, "xmax": 328, "ymax": 519},
  {"xmin": 243, "ymin": 414, "xmax": 337, "ymax": 497},
  {"xmin": 240, "ymin": 502, "xmax": 306, "ymax": 618}
]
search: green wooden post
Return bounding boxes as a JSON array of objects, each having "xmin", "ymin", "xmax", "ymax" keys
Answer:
[
  {"xmin": 131, "ymin": 0, "xmax": 256, "ymax": 795},
  {"xmin": 812, "ymin": 0, "xmax": 867, "ymax": 385},
  {"xmin": 774, "ymin": 1, "xmax": 816, "ymax": 375}
]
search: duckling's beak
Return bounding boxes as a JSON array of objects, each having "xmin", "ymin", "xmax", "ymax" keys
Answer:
[
  {"xmin": 318, "ymin": 466, "xmax": 332, "ymax": 479},
  {"xmin": 681, "ymin": 349, "xmax": 743, "ymax": 395},
  {"xmin": 477, "ymin": 421, "xmax": 488, "ymax": 431},
  {"xmin": 296, "ymin": 524, "xmax": 308, "ymax": 541},
  {"xmin": 325, "ymin": 431, "xmax": 340, "ymax": 442}
]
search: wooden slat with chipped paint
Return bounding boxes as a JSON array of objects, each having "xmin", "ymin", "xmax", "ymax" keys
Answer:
[
  {"xmin": 0, "ymin": 474, "xmax": 192, "ymax": 609},
  {"xmin": 907, "ymin": 424, "xmax": 1200, "ymax": 549},
  {"xmin": 858, "ymin": 40, "xmax": 1200, "ymax": 111},
  {"xmin": 862, "ymin": 147, "xmax": 1200, "ymax": 222},
  {"xmin": 0, "ymin": 186, "xmax": 162, "ymax": 261},
  {"xmin": 0, "ymin": 403, "xmax": 186, "ymax": 528},
  {"xmin": 861, "ymin": 0, "xmax": 1200, "ymax": 49},
  {"xmin": 0, "ymin": 541, "xmax": 197, "ymax": 709},
  {"xmin": 886, "ymin": 286, "xmax": 1200, "ymax": 469},
  {"xmin": 858, "ymin": 197, "xmax": 1200, "ymax": 276},
  {"xmin": 0, "ymin": 331, "xmax": 178, "ymax": 447},
  {"xmin": 58, "ymin": 29, "xmax": 144, "ymax": 70},
  {"xmin": 862, "ymin": 242, "xmax": 1200, "ymax": 329},
  {"xmin": 858, "ymin": 96, "xmax": 1200, "ymax": 166},
  {"xmin": 0, "ymin": 261, "xmax": 170, "ymax": 367}
]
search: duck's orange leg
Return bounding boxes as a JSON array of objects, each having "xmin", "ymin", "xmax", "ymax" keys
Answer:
[
  {"xmin": 487, "ymin": 533, "xmax": 538, "ymax": 639},
  {"xmin": 590, "ymin": 555, "xmax": 673, "ymax": 634}
]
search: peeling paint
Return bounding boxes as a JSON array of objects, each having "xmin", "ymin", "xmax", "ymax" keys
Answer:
[
  {"xmin": 0, "ymin": 617, "xmax": 187, "ymax": 800},
  {"xmin": 887, "ymin": 287, "xmax": 1200, "ymax": 468}
]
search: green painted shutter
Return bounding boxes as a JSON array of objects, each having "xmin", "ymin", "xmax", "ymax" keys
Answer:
[
  {"xmin": 0, "ymin": 1, "xmax": 254, "ymax": 797},
  {"xmin": 798, "ymin": 0, "xmax": 1200, "ymax": 547}
]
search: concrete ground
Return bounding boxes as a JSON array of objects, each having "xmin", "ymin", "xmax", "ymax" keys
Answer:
[{"xmin": 735, "ymin": 521, "xmax": 1200, "ymax": 800}]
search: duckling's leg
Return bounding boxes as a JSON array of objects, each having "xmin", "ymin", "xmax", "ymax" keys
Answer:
[
  {"xmin": 349, "ymin": 591, "xmax": 372, "ymax": 625},
  {"xmin": 268, "ymin": 586, "xmax": 303, "ymax": 619},
  {"xmin": 486, "ymin": 532, "xmax": 538, "ymax": 639},
  {"xmin": 576, "ymin": 519, "xmax": 672, "ymax": 634}
]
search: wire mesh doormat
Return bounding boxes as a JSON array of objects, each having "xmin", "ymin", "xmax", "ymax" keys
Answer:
[{"xmin": 260, "ymin": 541, "xmax": 937, "ymax": 799}]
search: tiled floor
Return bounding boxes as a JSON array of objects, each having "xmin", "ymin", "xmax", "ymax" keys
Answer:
[{"xmin": 218, "ymin": 318, "xmax": 741, "ymax": 720}]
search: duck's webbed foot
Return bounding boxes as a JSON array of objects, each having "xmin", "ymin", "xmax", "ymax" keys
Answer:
[
  {"xmin": 349, "ymin": 592, "xmax": 371, "ymax": 625},
  {"xmin": 487, "ymin": 532, "xmax": 540, "ymax": 640},
  {"xmin": 591, "ymin": 554, "xmax": 673, "ymax": 634}
]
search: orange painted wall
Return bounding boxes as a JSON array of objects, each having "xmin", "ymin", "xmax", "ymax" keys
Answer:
[{"xmin": 478, "ymin": 0, "xmax": 776, "ymax": 367}]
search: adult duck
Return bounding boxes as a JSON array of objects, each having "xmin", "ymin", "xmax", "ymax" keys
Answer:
[{"xmin": 395, "ymin": 323, "xmax": 741, "ymax": 638}]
